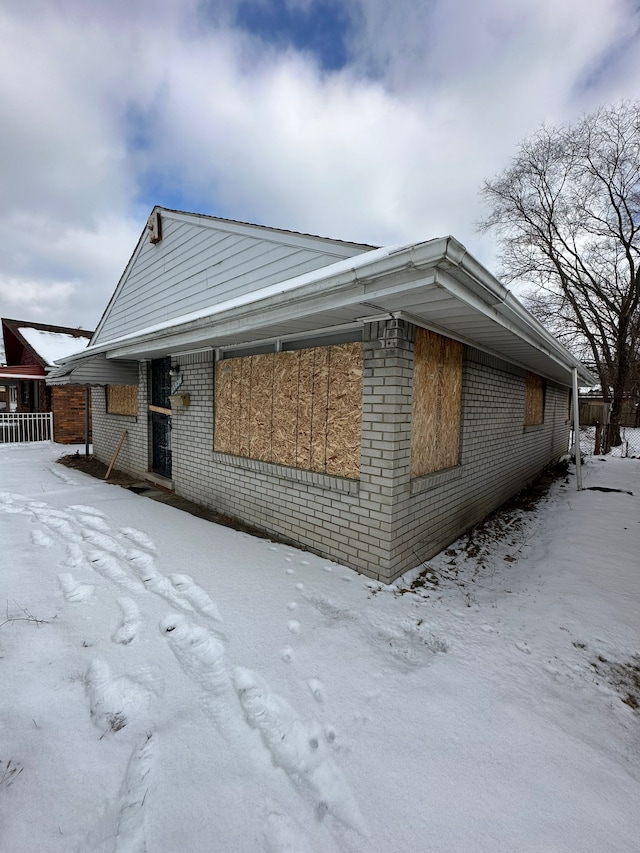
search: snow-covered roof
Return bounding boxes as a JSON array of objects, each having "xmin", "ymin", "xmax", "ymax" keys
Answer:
[{"xmin": 18, "ymin": 327, "xmax": 89, "ymax": 366}]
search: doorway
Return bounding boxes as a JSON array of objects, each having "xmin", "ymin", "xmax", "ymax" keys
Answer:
[{"xmin": 150, "ymin": 357, "xmax": 172, "ymax": 478}]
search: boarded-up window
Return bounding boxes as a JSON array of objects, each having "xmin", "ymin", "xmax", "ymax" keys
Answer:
[
  {"xmin": 410, "ymin": 328, "xmax": 463, "ymax": 478},
  {"xmin": 214, "ymin": 342, "xmax": 363, "ymax": 479},
  {"xmin": 524, "ymin": 373, "xmax": 544, "ymax": 425},
  {"xmin": 106, "ymin": 384, "xmax": 138, "ymax": 416}
]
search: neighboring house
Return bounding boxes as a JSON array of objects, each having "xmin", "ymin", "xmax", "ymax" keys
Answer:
[
  {"xmin": 49, "ymin": 207, "xmax": 594, "ymax": 582},
  {"xmin": 0, "ymin": 318, "xmax": 93, "ymax": 443}
]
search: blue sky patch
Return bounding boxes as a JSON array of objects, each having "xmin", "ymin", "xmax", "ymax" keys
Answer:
[{"xmin": 236, "ymin": 0, "xmax": 352, "ymax": 71}]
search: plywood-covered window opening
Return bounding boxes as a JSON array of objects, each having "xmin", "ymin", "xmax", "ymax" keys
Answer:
[
  {"xmin": 524, "ymin": 372, "xmax": 545, "ymax": 425},
  {"xmin": 410, "ymin": 328, "xmax": 463, "ymax": 478},
  {"xmin": 106, "ymin": 384, "xmax": 138, "ymax": 416},
  {"xmin": 214, "ymin": 342, "xmax": 363, "ymax": 479}
]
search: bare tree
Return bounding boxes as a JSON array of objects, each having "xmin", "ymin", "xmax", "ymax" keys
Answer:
[{"xmin": 479, "ymin": 101, "xmax": 640, "ymax": 443}]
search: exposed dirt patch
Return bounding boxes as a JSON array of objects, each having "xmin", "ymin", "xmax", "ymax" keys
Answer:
[
  {"xmin": 393, "ymin": 460, "xmax": 572, "ymax": 597},
  {"xmin": 590, "ymin": 653, "xmax": 640, "ymax": 712},
  {"xmin": 57, "ymin": 452, "xmax": 137, "ymax": 486}
]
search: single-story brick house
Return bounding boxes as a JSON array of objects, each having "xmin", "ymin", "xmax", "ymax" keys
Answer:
[
  {"xmin": 49, "ymin": 208, "xmax": 594, "ymax": 581},
  {"xmin": 0, "ymin": 318, "xmax": 93, "ymax": 443}
]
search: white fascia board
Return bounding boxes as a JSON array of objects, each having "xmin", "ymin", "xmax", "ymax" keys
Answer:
[
  {"xmin": 434, "ymin": 269, "xmax": 596, "ymax": 385},
  {"xmin": 59, "ymin": 234, "xmax": 594, "ymax": 385},
  {"xmin": 58, "ymin": 240, "xmax": 441, "ymax": 362}
]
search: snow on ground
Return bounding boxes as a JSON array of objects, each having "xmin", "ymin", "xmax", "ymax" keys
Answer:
[{"xmin": 0, "ymin": 443, "xmax": 639, "ymax": 853}]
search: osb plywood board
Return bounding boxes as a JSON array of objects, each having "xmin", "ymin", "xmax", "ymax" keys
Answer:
[
  {"xmin": 228, "ymin": 357, "xmax": 243, "ymax": 456},
  {"xmin": 524, "ymin": 372, "xmax": 544, "ymax": 425},
  {"xmin": 248, "ymin": 353, "xmax": 273, "ymax": 461},
  {"xmin": 325, "ymin": 343, "xmax": 363, "ymax": 478},
  {"xmin": 272, "ymin": 350, "xmax": 300, "ymax": 467},
  {"xmin": 310, "ymin": 346, "xmax": 330, "ymax": 473},
  {"xmin": 214, "ymin": 342, "xmax": 363, "ymax": 478},
  {"xmin": 214, "ymin": 360, "xmax": 233, "ymax": 454},
  {"xmin": 410, "ymin": 328, "xmax": 463, "ymax": 478},
  {"xmin": 238, "ymin": 357, "xmax": 252, "ymax": 458},
  {"xmin": 296, "ymin": 347, "xmax": 315, "ymax": 470},
  {"xmin": 107, "ymin": 385, "xmax": 138, "ymax": 416}
]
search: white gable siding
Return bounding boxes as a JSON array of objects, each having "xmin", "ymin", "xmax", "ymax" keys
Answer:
[{"xmin": 93, "ymin": 216, "xmax": 369, "ymax": 346}]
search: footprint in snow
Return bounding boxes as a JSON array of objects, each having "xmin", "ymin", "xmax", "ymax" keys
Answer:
[
  {"xmin": 84, "ymin": 660, "xmax": 161, "ymax": 734},
  {"xmin": 119, "ymin": 527, "xmax": 157, "ymax": 553},
  {"xmin": 79, "ymin": 733, "xmax": 155, "ymax": 853},
  {"xmin": 0, "ymin": 503, "xmax": 25, "ymax": 514},
  {"xmin": 58, "ymin": 573, "xmax": 94, "ymax": 603},
  {"xmin": 114, "ymin": 733, "xmax": 155, "ymax": 851},
  {"xmin": 39, "ymin": 514, "xmax": 80, "ymax": 542},
  {"xmin": 233, "ymin": 667, "xmax": 367, "ymax": 836},
  {"xmin": 286, "ymin": 602, "xmax": 297, "ymax": 612},
  {"xmin": 307, "ymin": 679, "xmax": 325, "ymax": 703},
  {"xmin": 112, "ymin": 597, "xmax": 142, "ymax": 645},
  {"xmin": 287, "ymin": 621, "xmax": 301, "ymax": 634},
  {"xmin": 263, "ymin": 806, "xmax": 312, "ymax": 853},
  {"xmin": 88, "ymin": 551, "xmax": 140, "ymax": 591},
  {"xmin": 77, "ymin": 514, "xmax": 111, "ymax": 532},
  {"xmin": 515, "ymin": 641, "xmax": 531, "ymax": 655},
  {"xmin": 281, "ymin": 647, "xmax": 294, "ymax": 663},
  {"xmin": 31, "ymin": 529, "xmax": 53, "ymax": 548},
  {"xmin": 69, "ymin": 504, "xmax": 107, "ymax": 517},
  {"xmin": 170, "ymin": 574, "xmax": 222, "ymax": 622},
  {"xmin": 63, "ymin": 542, "xmax": 86, "ymax": 568},
  {"xmin": 161, "ymin": 615, "xmax": 229, "ymax": 696},
  {"xmin": 480, "ymin": 624, "xmax": 496, "ymax": 633},
  {"xmin": 82, "ymin": 529, "xmax": 127, "ymax": 558},
  {"xmin": 127, "ymin": 553, "xmax": 197, "ymax": 612},
  {"xmin": 286, "ymin": 569, "xmax": 295, "ymax": 576}
]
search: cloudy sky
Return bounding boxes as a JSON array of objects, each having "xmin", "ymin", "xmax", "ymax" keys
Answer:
[{"xmin": 1, "ymin": 0, "xmax": 639, "ymax": 334}]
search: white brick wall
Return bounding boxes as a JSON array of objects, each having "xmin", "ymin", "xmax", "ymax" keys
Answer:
[{"xmin": 91, "ymin": 324, "xmax": 570, "ymax": 583}]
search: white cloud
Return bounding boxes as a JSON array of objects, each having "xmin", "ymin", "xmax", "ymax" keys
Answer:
[{"xmin": 0, "ymin": 0, "xmax": 639, "ymax": 330}]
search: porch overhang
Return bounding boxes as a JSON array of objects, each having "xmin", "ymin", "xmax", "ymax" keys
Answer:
[
  {"xmin": 0, "ymin": 366, "xmax": 46, "ymax": 381},
  {"xmin": 53, "ymin": 236, "xmax": 596, "ymax": 388},
  {"xmin": 45, "ymin": 354, "xmax": 139, "ymax": 387}
]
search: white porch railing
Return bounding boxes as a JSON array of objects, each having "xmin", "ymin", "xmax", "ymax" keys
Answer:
[{"xmin": 0, "ymin": 412, "xmax": 54, "ymax": 443}]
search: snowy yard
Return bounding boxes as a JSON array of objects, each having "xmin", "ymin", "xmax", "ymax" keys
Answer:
[{"xmin": 1, "ymin": 444, "xmax": 639, "ymax": 853}]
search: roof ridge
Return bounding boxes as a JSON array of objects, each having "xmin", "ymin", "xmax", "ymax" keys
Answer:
[
  {"xmin": 2, "ymin": 318, "xmax": 93, "ymax": 337},
  {"xmin": 156, "ymin": 207, "xmax": 380, "ymax": 252}
]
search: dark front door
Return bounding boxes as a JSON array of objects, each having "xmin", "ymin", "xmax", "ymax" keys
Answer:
[{"xmin": 150, "ymin": 357, "xmax": 172, "ymax": 478}]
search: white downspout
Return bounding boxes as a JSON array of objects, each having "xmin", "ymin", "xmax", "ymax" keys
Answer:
[{"xmin": 572, "ymin": 367, "xmax": 583, "ymax": 491}]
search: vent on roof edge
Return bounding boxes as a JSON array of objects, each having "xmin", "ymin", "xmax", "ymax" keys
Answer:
[{"xmin": 147, "ymin": 210, "xmax": 162, "ymax": 244}]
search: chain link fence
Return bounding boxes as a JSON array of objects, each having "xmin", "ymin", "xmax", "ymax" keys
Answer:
[{"xmin": 572, "ymin": 425, "xmax": 640, "ymax": 458}]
